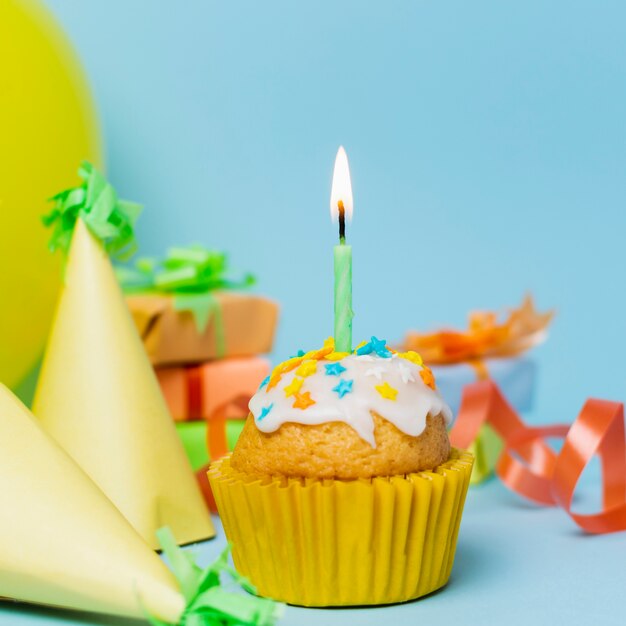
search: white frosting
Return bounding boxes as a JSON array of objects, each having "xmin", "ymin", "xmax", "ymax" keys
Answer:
[{"xmin": 249, "ymin": 354, "xmax": 453, "ymax": 448}]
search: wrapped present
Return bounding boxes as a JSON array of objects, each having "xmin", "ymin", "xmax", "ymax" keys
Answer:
[
  {"xmin": 432, "ymin": 357, "xmax": 536, "ymax": 484},
  {"xmin": 118, "ymin": 245, "xmax": 279, "ymax": 365},
  {"xmin": 156, "ymin": 359, "xmax": 267, "ymax": 511},
  {"xmin": 401, "ymin": 295, "xmax": 553, "ymax": 484},
  {"xmin": 156, "ymin": 356, "xmax": 270, "ymax": 421},
  {"xmin": 432, "ymin": 356, "xmax": 536, "ymax": 416},
  {"xmin": 176, "ymin": 419, "xmax": 245, "ymax": 470},
  {"xmin": 128, "ymin": 292, "xmax": 279, "ymax": 365}
]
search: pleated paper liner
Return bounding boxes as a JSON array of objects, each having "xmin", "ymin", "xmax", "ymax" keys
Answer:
[{"xmin": 209, "ymin": 448, "xmax": 473, "ymax": 607}]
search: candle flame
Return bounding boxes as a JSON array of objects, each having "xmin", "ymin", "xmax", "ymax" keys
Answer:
[{"xmin": 330, "ymin": 146, "xmax": 353, "ymax": 221}]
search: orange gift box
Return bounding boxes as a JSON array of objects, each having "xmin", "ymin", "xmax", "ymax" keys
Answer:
[
  {"xmin": 127, "ymin": 292, "xmax": 279, "ymax": 366},
  {"xmin": 156, "ymin": 356, "xmax": 270, "ymax": 422}
]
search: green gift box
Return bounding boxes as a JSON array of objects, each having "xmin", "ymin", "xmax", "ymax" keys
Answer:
[{"xmin": 176, "ymin": 419, "xmax": 246, "ymax": 471}]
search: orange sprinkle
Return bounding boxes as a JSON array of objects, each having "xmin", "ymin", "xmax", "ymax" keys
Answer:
[
  {"xmin": 292, "ymin": 391, "xmax": 316, "ymax": 410},
  {"xmin": 420, "ymin": 366, "xmax": 436, "ymax": 390}
]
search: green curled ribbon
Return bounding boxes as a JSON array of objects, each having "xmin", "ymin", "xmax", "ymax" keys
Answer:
[
  {"xmin": 117, "ymin": 246, "xmax": 256, "ymax": 355},
  {"xmin": 147, "ymin": 528, "xmax": 283, "ymax": 626},
  {"xmin": 42, "ymin": 161, "xmax": 142, "ymax": 259}
]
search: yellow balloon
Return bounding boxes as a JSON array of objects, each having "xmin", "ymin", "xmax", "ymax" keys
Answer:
[{"xmin": 0, "ymin": 0, "xmax": 102, "ymax": 390}]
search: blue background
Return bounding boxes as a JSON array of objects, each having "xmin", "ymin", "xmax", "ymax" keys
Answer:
[
  {"xmin": 5, "ymin": 1, "xmax": 624, "ymax": 624},
  {"xmin": 44, "ymin": 0, "xmax": 626, "ymax": 427}
]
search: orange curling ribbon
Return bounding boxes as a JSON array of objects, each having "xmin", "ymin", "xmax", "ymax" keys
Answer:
[
  {"xmin": 196, "ymin": 394, "xmax": 251, "ymax": 513},
  {"xmin": 451, "ymin": 380, "xmax": 626, "ymax": 534}
]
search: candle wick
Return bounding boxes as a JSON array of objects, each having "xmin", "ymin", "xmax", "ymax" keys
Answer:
[{"xmin": 338, "ymin": 200, "xmax": 346, "ymax": 244}]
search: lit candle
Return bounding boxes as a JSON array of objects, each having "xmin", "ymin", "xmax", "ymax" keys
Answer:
[{"xmin": 330, "ymin": 146, "xmax": 354, "ymax": 353}]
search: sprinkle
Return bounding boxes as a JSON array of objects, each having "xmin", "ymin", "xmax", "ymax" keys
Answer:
[
  {"xmin": 325, "ymin": 362, "xmax": 347, "ymax": 376},
  {"xmin": 398, "ymin": 362, "xmax": 416, "ymax": 384},
  {"xmin": 264, "ymin": 338, "xmax": 335, "ymax": 392},
  {"xmin": 332, "ymin": 379, "xmax": 354, "ymax": 398},
  {"xmin": 284, "ymin": 377, "xmax": 304, "ymax": 397},
  {"xmin": 354, "ymin": 340, "xmax": 368, "ymax": 352},
  {"xmin": 296, "ymin": 359, "xmax": 317, "ymax": 377},
  {"xmin": 325, "ymin": 351, "xmax": 350, "ymax": 361},
  {"xmin": 375, "ymin": 382, "xmax": 398, "ymax": 401},
  {"xmin": 266, "ymin": 370, "xmax": 283, "ymax": 391},
  {"xmin": 304, "ymin": 336, "xmax": 335, "ymax": 361},
  {"xmin": 364, "ymin": 365, "xmax": 385, "ymax": 380},
  {"xmin": 420, "ymin": 366, "xmax": 436, "ymax": 390},
  {"xmin": 293, "ymin": 391, "xmax": 316, "ymax": 410},
  {"xmin": 370, "ymin": 336, "xmax": 392, "ymax": 358},
  {"xmin": 397, "ymin": 350, "xmax": 424, "ymax": 366},
  {"xmin": 257, "ymin": 403, "xmax": 274, "ymax": 421},
  {"xmin": 259, "ymin": 375, "xmax": 270, "ymax": 389},
  {"xmin": 277, "ymin": 356, "xmax": 306, "ymax": 375},
  {"xmin": 356, "ymin": 341, "xmax": 373, "ymax": 356}
]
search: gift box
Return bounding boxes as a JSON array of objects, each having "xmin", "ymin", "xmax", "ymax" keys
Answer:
[
  {"xmin": 432, "ymin": 356, "xmax": 536, "ymax": 416},
  {"xmin": 127, "ymin": 292, "xmax": 279, "ymax": 366},
  {"xmin": 156, "ymin": 356, "xmax": 270, "ymax": 421},
  {"xmin": 176, "ymin": 420, "xmax": 245, "ymax": 470},
  {"xmin": 156, "ymin": 357, "xmax": 268, "ymax": 512},
  {"xmin": 433, "ymin": 358, "xmax": 536, "ymax": 484},
  {"xmin": 401, "ymin": 295, "xmax": 553, "ymax": 485}
]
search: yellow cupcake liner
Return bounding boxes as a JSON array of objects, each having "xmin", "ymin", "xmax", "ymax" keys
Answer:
[{"xmin": 209, "ymin": 448, "xmax": 473, "ymax": 607}]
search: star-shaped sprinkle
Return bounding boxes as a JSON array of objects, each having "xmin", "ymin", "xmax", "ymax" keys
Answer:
[
  {"xmin": 296, "ymin": 359, "xmax": 317, "ymax": 377},
  {"xmin": 356, "ymin": 340, "xmax": 373, "ymax": 356},
  {"xmin": 398, "ymin": 362, "xmax": 415, "ymax": 384},
  {"xmin": 293, "ymin": 391, "xmax": 315, "ymax": 410},
  {"xmin": 420, "ymin": 367, "xmax": 436, "ymax": 390},
  {"xmin": 364, "ymin": 365, "xmax": 386, "ymax": 380},
  {"xmin": 370, "ymin": 336, "xmax": 392, "ymax": 358},
  {"xmin": 325, "ymin": 362, "xmax": 347, "ymax": 376},
  {"xmin": 284, "ymin": 377, "xmax": 304, "ymax": 397},
  {"xmin": 259, "ymin": 375, "xmax": 270, "ymax": 389},
  {"xmin": 257, "ymin": 403, "xmax": 274, "ymax": 421},
  {"xmin": 326, "ymin": 351, "xmax": 350, "ymax": 361},
  {"xmin": 376, "ymin": 382, "xmax": 398, "ymax": 401},
  {"xmin": 332, "ymin": 379, "xmax": 354, "ymax": 398}
]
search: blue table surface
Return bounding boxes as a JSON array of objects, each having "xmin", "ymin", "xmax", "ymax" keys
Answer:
[{"xmin": 0, "ymin": 470, "xmax": 623, "ymax": 626}]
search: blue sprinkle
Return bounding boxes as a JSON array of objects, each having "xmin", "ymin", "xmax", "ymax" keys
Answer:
[
  {"xmin": 257, "ymin": 403, "xmax": 274, "ymax": 421},
  {"xmin": 259, "ymin": 375, "xmax": 270, "ymax": 389},
  {"xmin": 325, "ymin": 362, "xmax": 347, "ymax": 376},
  {"xmin": 332, "ymin": 379, "xmax": 354, "ymax": 398},
  {"xmin": 356, "ymin": 341, "xmax": 373, "ymax": 356},
  {"xmin": 289, "ymin": 349, "xmax": 306, "ymax": 358},
  {"xmin": 370, "ymin": 336, "xmax": 392, "ymax": 358}
]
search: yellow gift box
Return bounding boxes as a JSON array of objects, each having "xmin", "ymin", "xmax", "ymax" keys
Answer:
[{"xmin": 209, "ymin": 449, "xmax": 473, "ymax": 607}]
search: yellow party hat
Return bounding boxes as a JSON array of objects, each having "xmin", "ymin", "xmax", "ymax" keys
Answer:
[
  {"xmin": 33, "ymin": 218, "xmax": 214, "ymax": 548},
  {"xmin": 0, "ymin": 384, "xmax": 185, "ymax": 621}
]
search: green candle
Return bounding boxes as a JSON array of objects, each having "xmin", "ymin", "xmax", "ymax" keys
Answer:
[
  {"xmin": 334, "ymin": 205, "xmax": 353, "ymax": 352},
  {"xmin": 330, "ymin": 147, "xmax": 354, "ymax": 353}
]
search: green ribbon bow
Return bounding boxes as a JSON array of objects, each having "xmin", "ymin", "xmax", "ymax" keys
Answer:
[
  {"xmin": 148, "ymin": 528, "xmax": 283, "ymax": 626},
  {"xmin": 42, "ymin": 161, "xmax": 142, "ymax": 259},
  {"xmin": 118, "ymin": 246, "xmax": 255, "ymax": 347}
]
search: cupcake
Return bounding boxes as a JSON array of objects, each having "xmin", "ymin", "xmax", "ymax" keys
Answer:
[{"xmin": 209, "ymin": 336, "xmax": 473, "ymax": 607}]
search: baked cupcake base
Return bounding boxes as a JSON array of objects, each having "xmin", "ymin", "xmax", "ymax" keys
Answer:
[{"xmin": 209, "ymin": 448, "xmax": 473, "ymax": 607}]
